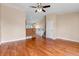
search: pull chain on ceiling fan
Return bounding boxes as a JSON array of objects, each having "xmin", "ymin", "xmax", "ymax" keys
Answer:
[{"xmin": 30, "ymin": 3, "xmax": 50, "ymax": 13}]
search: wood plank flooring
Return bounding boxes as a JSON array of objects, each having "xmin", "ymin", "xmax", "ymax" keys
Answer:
[{"xmin": 0, "ymin": 36, "xmax": 79, "ymax": 56}]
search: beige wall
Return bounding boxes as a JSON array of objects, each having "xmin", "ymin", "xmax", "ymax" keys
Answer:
[
  {"xmin": 46, "ymin": 12, "xmax": 79, "ymax": 42},
  {"xmin": 46, "ymin": 14, "xmax": 57, "ymax": 39},
  {"xmin": 1, "ymin": 4, "xmax": 26, "ymax": 43},
  {"xmin": 0, "ymin": 15, "xmax": 1, "ymax": 42},
  {"xmin": 56, "ymin": 13, "xmax": 79, "ymax": 42},
  {"xmin": 0, "ymin": 4, "xmax": 1, "ymax": 43}
]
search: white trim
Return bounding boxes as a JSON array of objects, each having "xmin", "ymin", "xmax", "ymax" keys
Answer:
[
  {"xmin": 0, "ymin": 36, "xmax": 33, "ymax": 44},
  {"xmin": 1, "ymin": 37, "xmax": 26, "ymax": 44},
  {"xmin": 26, "ymin": 36, "xmax": 32, "ymax": 39},
  {"xmin": 56, "ymin": 37, "xmax": 79, "ymax": 43}
]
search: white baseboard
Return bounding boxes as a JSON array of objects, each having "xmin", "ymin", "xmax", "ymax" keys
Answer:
[
  {"xmin": 1, "ymin": 36, "xmax": 79, "ymax": 45},
  {"xmin": 1, "ymin": 37, "xmax": 26, "ymax": 44},
  {"xmin": 26, "ymin": 36, "xmax": 32, "ymax": 39},
  {"xmin": 56, "ymin": 37, "xmax": 79, "ymax": 43},
  {"xmin": 46, "ymin": 36, "xmax": 57, "ymax": 40}
]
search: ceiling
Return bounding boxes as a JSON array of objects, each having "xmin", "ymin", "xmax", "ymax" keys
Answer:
[{"xmin": 2, "ymin": 3, "xmax": 79, "ymax": 23}]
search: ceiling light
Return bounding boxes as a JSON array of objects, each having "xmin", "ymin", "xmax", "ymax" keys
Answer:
[
  {"xmin": 30, "ymin": 3, "xmax": 50, "ymax": 13},
  {"xmin": 37, "ymin": 8, "xmax": 42, "ymax": 12}
]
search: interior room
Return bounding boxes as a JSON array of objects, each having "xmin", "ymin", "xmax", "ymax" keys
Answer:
[{"xmin": 0, "ymin": 3, "xmax": 79, "ymax": 56}]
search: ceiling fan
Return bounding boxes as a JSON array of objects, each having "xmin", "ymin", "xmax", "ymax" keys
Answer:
[{"xmin": 30, "ymin": 3, "xmax": 50, "ymax": 13}]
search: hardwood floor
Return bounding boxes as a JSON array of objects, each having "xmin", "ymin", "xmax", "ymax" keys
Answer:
[{"xmin": 0, "ymin": 36, "xmax": 79, "ymax": 56}]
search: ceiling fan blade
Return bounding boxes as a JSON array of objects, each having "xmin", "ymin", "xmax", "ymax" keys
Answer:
[
  {"xmin": 43, "ymin": 5, "xmax": 50, "ymax": 8},
  {"xmin": 42, "ymin": 9, "xmax": 46, "ymax": 12},
  {"xmin": 30, "ymin": 6, "xmax": 37, "ymax": 8},
  {"xmin": 35, "ymin": 10, "xmax": 37, "ymax": 13}
]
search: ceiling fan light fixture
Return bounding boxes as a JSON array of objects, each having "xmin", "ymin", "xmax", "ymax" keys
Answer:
[
  {"xmin": 37, "ymin": 8, "xmax": 42, "ymax": 12},
  {"xmin": 30, "ymin": 3, "xmax": 50, "ymax": 13}
]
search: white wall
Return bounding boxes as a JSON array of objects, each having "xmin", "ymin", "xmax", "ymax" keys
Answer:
[
  {"xmin": 0, "ymin": 4, "xmax": 1, "ymax": 44},
  {"xmin": 1, "ymin": 5, "xmax": 26, "ymax": 43},
  {"xmin": 46, "ymin": 12, "xmax": 79, "ymax": 42},
  {"xmin": 46, "ymin": 14, "xmax": 57, "ymax": 39},
  {"xmin": 0, "ymin": 15, "xmax": 1, "ymax": 43},
  {"xmin": 56, "ymin": 13, "xmax": 79, "ymax": 42}
]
